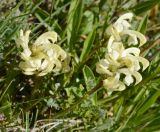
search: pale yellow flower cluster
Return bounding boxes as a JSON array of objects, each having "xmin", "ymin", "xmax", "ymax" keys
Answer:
[
  {"xmin": 96, "ymin": 13, "xmax": 149, "ymax": 93},
  {"xmin": 16, "ymin": 30, "xmax": 70, "ymax": 76}
]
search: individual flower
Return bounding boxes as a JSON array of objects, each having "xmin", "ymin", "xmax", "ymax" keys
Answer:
[
  {"xmin": 16, "ymin": 30, "xmax": 70, "ymax": 76},
  {"xmin": 103, "ymin": 73, "xmax": 125, "ymax": 93},
  {"xmin": 101, "ymin": 67, "xmax": 143, "ymax": 94},
  {"xmin": 106, "ymin": 12, "xmax": 146, "ymax": 46}
]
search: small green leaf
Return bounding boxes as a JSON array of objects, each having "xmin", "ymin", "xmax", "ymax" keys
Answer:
[
  {"xmin": 90, "ymin": 118, "xmax": 115, "ymax": 131},
  {"xmin": 80, "ymin": 27, "xmax": 96, "ymax": 62},
  {"xmin": 83, "ymin": 65, "xmax": 96, "ymax": 90},
  {"xmin": 83, "ymin": 65, "xmax": 97, "ymax": 105}
]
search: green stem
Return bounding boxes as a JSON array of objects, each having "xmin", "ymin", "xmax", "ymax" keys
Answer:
[{"xmin": 31, "ymin": 76, "xmax": 42, "ymax": 97}]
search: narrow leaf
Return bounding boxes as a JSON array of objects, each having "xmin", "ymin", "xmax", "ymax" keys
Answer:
[
  {"xmin": 137, "ymin": 90, "xmax": 160, "ymax": 116},
  {"xmin": 137, "ymin": 15, "xmax": 148, "ymax": 34},
  {"xmin": 67, "ymin": 0, "xmax": 84, "ymax": 51},
  {"xmin": 80, "ymin": 27, "xmax": 96, "ymax": 62},
  {"xmin": 131, "ymin": 0, "xmax": 160, "ymax": 15}
]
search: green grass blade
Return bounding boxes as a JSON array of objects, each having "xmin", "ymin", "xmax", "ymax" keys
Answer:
[
  {"xmin": 131, "ymin": 0, "xmax": 160, "ymax": 15},
  {"xmin": 80, "ymin": 27, "xmax": 96, "ymax": 62},
  {"xmin": 137, "ymin": 14, "xmax": 148, "ymax": 34},
  {"xmin": 137, "ymin": 90, "xmax": 160, "ymax": 116},
  {"xmin": 66, "ymin": 0, "xmax": 84, "ymax": 51}
]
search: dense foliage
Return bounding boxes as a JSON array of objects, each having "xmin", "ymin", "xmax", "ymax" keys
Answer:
[{"xmin": 0, "ymin": 0, "xmax": 160, "ymax": 131}]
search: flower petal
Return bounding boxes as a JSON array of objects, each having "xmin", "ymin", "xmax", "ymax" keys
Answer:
[
  {"xmin": 20, "ymin": 51, "xmax": 31, "ymax": 60},
  {"xmin": 37, "ymin": 72, "xmax": 48, "ymax": 76},
  {"xmin": 40, "ymin": 59, "xmax": 49, "ymax": 70},
  {"xmin": 40, "ymin": 62, "xmax": 54, "ymax": 75},
  {"xmin": 17, "ymin": 30, "xmax": 31, "ymax": 49},
  {"xmin": 107, "ymin": 36, "xmax": 114, "ymax": 53},
  {"xmin": 124, "ymin": 75, "xmax": 134, "ymax": 86},
  {"xmin": 34, "ymin": 31, "xmax": 57, "ymax": 45},
  {"xmin": 128, "ymin": 33, "xmax": 138, "ymax": 45},
  {"xmin": 137, "ymin": 56, "xmax": 149, "ymax": 71},
  {"xmin": 114, "ymin": 13, "xmax": 133, "ymax": 32},
  {"xmin": 103, "ymin": 73, "xmax": 126, "ymax": 92},
  {"xmin": 132, "ymin": 71, "xmax": 142, "ymax": 85},
  {"xmin": 116, "ymin": 81, "xmax": 126, "ymax": 91},
  {"xmin": 118, "ymin": 68, "xmax": 142, "ymax": 85},
  {"xmin": 23, "ymin": 71, "xmax": 35, "ymax": 75},
  {"xmin": 32, "ymin": 59, "xmax": 42, "ymax": 69},
  {"xmin": 108, "ymin": 41, "xmax": 124, "ymax": 60},
  {"xmin": 96, "ymin": 59, "xmax": 113, "ymax": 75},
  {"xmin": 16, "ymin": 30, "xmax": 32, "ymax": 58},
  {"xmin": 52, "ymin": 44, "xmax": 67, "ymax": 61},
  {"xmin": 52, "ymin": 59, "xmax": 62, "ymax": 72},
  {"xmin": 106, "ymin": 26, "xmax": 121, "ymax": 41},
  {"xmin": 61, "ymin": 55, "xmax": 71, "ymax": 72},
  {"xmin": 114, "ymin": 20, "xmax": 131, "ymax": 32},
  {"xmin": 117, "ymin": 12, "xmax": 133, "ymax": 22},
  {"xmin": 103, "ymin": 77, "xmax": 119, "ymax": 90},
  {"xmin": 122, "ymin": 47, "xmax": 140, "ymax": 57},
  {"xmin": 122, "ymin": 30, "xmax": 146, "ymax": 46},
  {"xmin": 122, "ymin": 55, "xmax": 141, "ymax": 71},
  {"xmin": 19, "ymin": 61, "xmax": 36, "ymax": 72}
]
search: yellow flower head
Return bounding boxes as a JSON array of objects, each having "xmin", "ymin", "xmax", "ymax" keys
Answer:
[
  {"xmin": 96, "ymin": 13, "xmax": 149, "ymax": 93},
  {"xmin": 16, "ymin": 30, "xmax": 70, "ymax": 76}
]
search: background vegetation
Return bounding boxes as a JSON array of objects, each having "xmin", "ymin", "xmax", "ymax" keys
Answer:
[{"xmin": 0, "ymin": 0, "xmax": 160, "ymax": 131}]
